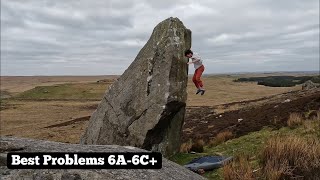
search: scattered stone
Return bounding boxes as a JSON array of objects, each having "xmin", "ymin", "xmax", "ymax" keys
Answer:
[
  {"xmin": 238, "ymin": 118, "xmax": 243, "ymax": 123},
  {"xmin": 197, "ymin": 169, "xmax": 205, "ymax": 175},
  {"xmin": 283, "ymin": 99, "xmax": 291, "ymax": 103}
]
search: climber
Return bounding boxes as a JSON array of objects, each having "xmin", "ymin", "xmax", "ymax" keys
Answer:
[{"xmin": 185, "ymin": 49, "xmax": 205, "ymax": 95}]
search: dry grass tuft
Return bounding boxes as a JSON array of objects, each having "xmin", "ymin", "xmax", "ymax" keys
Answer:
[
  {"xmin": 287, "ymin": 113, "xmax": 303, "ymax": 128},
  {"xmin": 302, "ymin": 111, "xmax": 320, "ymax": 134},
  {"xmin": 313, "ymin": 111, "xmax": 320, "ymax": 121},
  {"xmin": 209, "ymin": 131, "xmax": 234, "ymax": 147},
  {"xmin": 303, "ymin": 120, "xmax": 317, "ymax": 133},
  {"xmin": 190, "ymin": 139, "xmax": 205, "ymax": 153},
  {"xmin": 223, "ymin": 155, "xmax": 255, "ymax": 180},
  {"xmin": 179, "ymin": 139, "xmax": 193, "ymax": 153},
  {"xmin": 261, "ymin": 135, "xmax": 320, "ymax": 180},
  {"xmin": 307, "ymin": 110, "xmax": 320, "ymax": 120}
]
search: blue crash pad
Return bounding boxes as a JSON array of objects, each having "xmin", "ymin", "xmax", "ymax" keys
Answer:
[{"xmin": 184, "ymin": 156, "xmax": 232, "ymax": 171}]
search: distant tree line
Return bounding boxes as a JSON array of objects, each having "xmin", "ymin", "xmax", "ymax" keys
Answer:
[{"xmin": 234, "ymin": 75, "xmax": 320, "ymax": 87}]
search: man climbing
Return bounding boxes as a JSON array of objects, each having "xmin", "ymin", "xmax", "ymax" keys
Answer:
[{"xmin": 185, "ymin": 49, "xmax": 205, "ymax": 95}]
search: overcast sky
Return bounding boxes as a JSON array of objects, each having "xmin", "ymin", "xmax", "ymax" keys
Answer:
[{"xmin": 1, "ymin": 0, "xmax": 319, "ymax": 75}]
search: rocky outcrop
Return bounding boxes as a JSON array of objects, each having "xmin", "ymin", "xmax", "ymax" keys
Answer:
[
  {"xmin": 80, "ymin": 17, "xmax": 192, "ymax": 157},
  {"xmin": 302, "ymin": 80, "xmax": 320, "ymax": 90},
  {"xmin": 0, "ymin": 136, "xmax": 205, "ymax": 180}
]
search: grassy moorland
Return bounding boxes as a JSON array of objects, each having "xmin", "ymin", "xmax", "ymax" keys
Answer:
[
  {"xmin": 0, "ymin": 75, "xmax": 300, "ymax": 143},
  {"xmin": 1, "ymin": 75, "xmax": 318, "ymax": 179},
  {"xmin": 2, "ymin": 76, "xmax": 300, "ymax": 105},
  {"xmin": 15, "ymin": 82, "xmax": 109, "ymax": 100},
  {"xmin": 170, "ymin": 112, "xmax": 320, "ymax": 179}
]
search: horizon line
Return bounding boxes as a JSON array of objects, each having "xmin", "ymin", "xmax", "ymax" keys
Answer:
[{"xmin": 1, "ymin": 70, "xmax": 319, "ymax": 77}]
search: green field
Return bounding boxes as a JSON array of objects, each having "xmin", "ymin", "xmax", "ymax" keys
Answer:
[{"xmin": 15, "ymin": 82, "xmax": 109, "ymax": 100}]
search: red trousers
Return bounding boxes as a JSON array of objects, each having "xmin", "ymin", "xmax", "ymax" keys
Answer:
[{"xmin": 192, "ymin": 65, "xmax": 204, "ymax": 89}]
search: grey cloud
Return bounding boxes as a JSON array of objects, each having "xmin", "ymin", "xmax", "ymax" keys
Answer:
[{"xmin": 1, "ymin": 0, "xmax": 319, "ymax": 75}]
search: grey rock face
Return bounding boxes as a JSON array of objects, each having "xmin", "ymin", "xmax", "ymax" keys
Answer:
[
  {"xmin": 0, "ymin": 137, "xmax": 205, "ymax": 180},
  {"xmin": 80, "ymin": 17, "xmax": 192, "ymax": 157}
]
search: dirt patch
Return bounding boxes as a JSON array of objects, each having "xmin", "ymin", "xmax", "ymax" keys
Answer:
[{"xmin": 182, "ymin": 89, "xmax": 320, "ymax": 143}]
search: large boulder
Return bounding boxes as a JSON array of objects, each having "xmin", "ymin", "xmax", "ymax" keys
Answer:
[
  {"xmin": 0, "ymin": 136, "xmax": 205, "ymax": 180},
  {"xmin": 80, "ymin": 17, "xmax": 192, "ymax": 157}
]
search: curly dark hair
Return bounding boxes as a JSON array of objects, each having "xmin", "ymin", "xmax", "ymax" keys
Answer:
[{"xmin": 184, "ymin": 49, "xmax": 193, "ymax": 56}]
